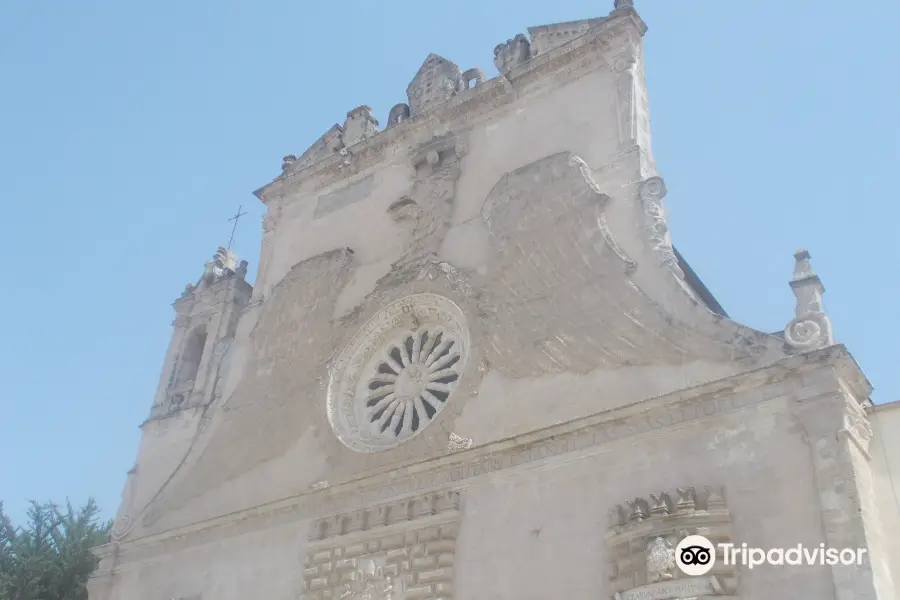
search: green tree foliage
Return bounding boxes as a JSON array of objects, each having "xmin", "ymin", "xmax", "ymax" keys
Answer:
[{"xmin": 0, "ymin": 499, "xmax": 112, "ymax": 600}]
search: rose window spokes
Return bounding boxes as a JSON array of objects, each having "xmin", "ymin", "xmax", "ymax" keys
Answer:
[{"xmin": 365, "ymin": 329, "xmax": 461, "ymax": 438}]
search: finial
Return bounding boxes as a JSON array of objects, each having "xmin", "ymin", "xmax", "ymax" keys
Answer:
[
  {"xmin": 784, "ymin": 248, "xmax": 834, "ymax": 350},
  {"xmin": 792, "ymin": 248, "xmax": 815, "ymax": 281},
  {"xmin": 614, "ymin": 0, "xmax": 635, "ymax": 9}
]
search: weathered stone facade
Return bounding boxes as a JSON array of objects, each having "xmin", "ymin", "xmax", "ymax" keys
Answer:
[{"xmin": 89, "ymin": 3, "xmax": 897, "ymax": 599}]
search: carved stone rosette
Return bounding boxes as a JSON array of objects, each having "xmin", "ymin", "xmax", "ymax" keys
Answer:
[
  {"xmin": 326, "ymin": 293, "xmax": 471, "ymax": 453},
  {"xmin": 304, "ymin": 491, "xmax": 461, "ymax": 600},
  {"xmin": 606, "ymin": 486, "xmax": 739, "ymax": 599}
]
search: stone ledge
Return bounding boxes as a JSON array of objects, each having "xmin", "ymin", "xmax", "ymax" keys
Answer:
[{"xmin": 95, "ymin": 345, "xmax": 864, "ymax": 568}]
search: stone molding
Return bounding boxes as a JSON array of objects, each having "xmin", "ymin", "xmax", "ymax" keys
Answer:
[
  {"xmin": 255, "ymin": 9, "xmax": 647, "ymax": 203},
  {"xmin": 569, "ymin": 155, "xmax": 637, "ymax": 273},
  {"xmin": 93, "ymin": 346, "xmax": 867, "ymax": 568}
]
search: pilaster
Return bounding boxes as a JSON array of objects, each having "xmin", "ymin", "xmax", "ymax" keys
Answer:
[{"xmin": 792, "ymin": 365, "xmax": 894, "ymax": 599}]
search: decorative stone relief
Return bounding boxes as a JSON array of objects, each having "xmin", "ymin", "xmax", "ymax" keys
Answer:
[
  {"xmin": 784, "ymin": 249, "xmax": 834, "ymax": 351},
  {"xmin": 416, "ymin": 260, "xmax": 475, "ymax": 298},
  {"xmin": 606, "ymin": 486, "xmax": 739, "ymax": 599},
  {"xmin": 446, "ymin": 433, "xmax": 473, "ymax": 453},
  {"xmin": 406, "ymin": 54, "xmax": 462, "ymax": 116},
  {"xmin": 377, "ymin": 134, "xmax": 464, "ymax": 285},
  {"xmin": 304, "ymin": 491, "xmax": 461, "ymax": 600},
  {"xmin": 109, "ymin": 513, "xmax": 135, "ymax": 542},
  {"xmin": 327, "ymin": 294, "xmax": 470, "ymax": 453},
  {"xmin": 493, "ymin": 34, "xmax": 531, "ymax": 74},
  {"xmin": 387, "ymin": 197, "xmax": 420, "ymax": 223},
  {"xmin": 570, "ymin": 155, "xmax": 637, "ymax": 273},
  {"xmin": 639, "ymin": 176, "xmax": 684, "ymax": 279},
  {"xmin": 476, "ymin": 152, "xmax": 744, "ymax": 379}
]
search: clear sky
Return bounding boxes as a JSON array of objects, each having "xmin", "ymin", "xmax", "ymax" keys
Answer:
[{"xmin": 1, "ymin": 0, "xmax": 898, "ymax": 524}]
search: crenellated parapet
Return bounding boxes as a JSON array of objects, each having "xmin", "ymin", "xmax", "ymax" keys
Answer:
[{"xmin": 270, "ymin": 1, "xmax": 648, "ymax": 191}]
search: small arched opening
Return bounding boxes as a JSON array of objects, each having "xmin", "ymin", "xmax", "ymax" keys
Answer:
[{"xmin": 175, "ymin": 326, "xmax": 207, "ymax": 387}]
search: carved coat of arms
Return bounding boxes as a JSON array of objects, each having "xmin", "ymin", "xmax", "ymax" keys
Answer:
[
  {"xmin": 646, "ymin": 536, "xmax": 676, "ymax": 582},
  {"xmin": 339, "ymin": 559, "xmax": 394, "ymax": 600}
]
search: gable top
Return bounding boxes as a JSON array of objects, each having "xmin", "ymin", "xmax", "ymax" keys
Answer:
[
  {"xmin": 527, "ymin": 18, "xmax": 608, "ymax": 57},
  {"xmin": 261, "ymin": 6, "xmax": 648, "ymax": 195}
]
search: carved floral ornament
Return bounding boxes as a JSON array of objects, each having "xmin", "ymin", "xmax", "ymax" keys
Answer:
[{"xmin": 327, "ymin": 294, "xmax": 470, "ymax": 453}]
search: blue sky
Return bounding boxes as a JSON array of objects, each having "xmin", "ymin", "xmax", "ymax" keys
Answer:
[{"xmin": 1, "ymin": 0, "xmax": 897, "ymax": 523}]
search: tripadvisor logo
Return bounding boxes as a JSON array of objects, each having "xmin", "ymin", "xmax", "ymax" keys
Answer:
[
  {"xmin": 674, "ymin": 535, "xmax": 868, "ymax": 574},
  {"xmin": 675, "ymin": 535, "xmax": 716, "ymax": 576}
]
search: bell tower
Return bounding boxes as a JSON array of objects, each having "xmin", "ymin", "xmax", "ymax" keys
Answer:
[
  {"xmin": 148, "ymin": 246, "xmax": 252, "ymax": 420},
  {"xmin": 101, "ymin": 246, "xmax": 253, "ymax": 552}
]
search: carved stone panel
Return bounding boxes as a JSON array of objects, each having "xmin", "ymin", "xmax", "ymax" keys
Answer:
[
  {"xmin": 314, "ymin": 175, "xmax": 375, "ymax": 220},
  {"xmin": 304, "ymin": 491, "xmax": 461, "ymax": 600},
  {"xmin": 606, "ymin": 486, "xmax": 739, "ymax": 599}
]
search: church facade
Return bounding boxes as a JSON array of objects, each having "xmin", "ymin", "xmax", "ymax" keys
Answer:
[{"xmin": 88, "ymin": 3, "xmax": 899, "ymax": 599}]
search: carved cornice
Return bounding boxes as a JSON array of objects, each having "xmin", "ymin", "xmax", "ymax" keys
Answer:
[
  {"xmin": 308, "ymin": 491, "xmax": 460, "ymax": 545},
  {"xmin": 254, "ymin": 10, "xmax": 646, "ymax": 204},
  {"xmin": 92, "ymin": 346, "xmax": 861, "ymax": 568}
]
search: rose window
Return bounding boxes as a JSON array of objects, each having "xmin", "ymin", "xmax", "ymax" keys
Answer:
[
  {"xmin": 366, "ymin": 329, "xmax": 461, "ymax": 437},
  {"xmin": 327, "ymin": 294, "xmax": 470, "ymax": 453}
]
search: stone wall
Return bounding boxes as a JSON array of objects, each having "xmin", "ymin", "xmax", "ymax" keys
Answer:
[
  {"xmin": 868, "ymin": 401, "xmax": 900, "ymax": 592},
  {"xmin": 91, "ymin": 349, "xmax": 891, "ymax": 599}
]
